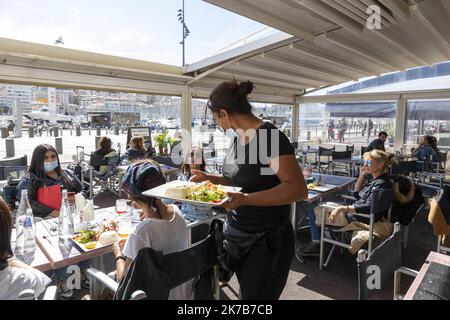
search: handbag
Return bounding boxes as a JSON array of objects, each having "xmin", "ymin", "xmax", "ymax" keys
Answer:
[{"xmin": 36, "ymin": 184, "xmax": 62, "ymax": 211}]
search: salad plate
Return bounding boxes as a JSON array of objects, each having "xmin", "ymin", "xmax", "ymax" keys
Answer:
[{"xmin": 142, "ymin": 180, "xmax": 242, "ymax": 207}]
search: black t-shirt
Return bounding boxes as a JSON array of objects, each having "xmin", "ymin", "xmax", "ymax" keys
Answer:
[{"xmin": 222, "ymin": 121, "xmax": 295, "ymax": 233}]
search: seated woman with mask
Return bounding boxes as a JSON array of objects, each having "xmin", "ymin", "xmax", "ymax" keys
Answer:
[{"xmin": 16, "ymin": 144, "xmax": 86, "ymax": 219}]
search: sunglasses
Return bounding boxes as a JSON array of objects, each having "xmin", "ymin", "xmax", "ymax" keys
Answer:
[{"xmin": 363, "ymin": 159, "xmax": 373, "ymax": 167}]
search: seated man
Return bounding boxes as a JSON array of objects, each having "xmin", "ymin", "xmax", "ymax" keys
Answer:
[
  {"xmin": 300, "ymin": 150, "xmax": 395, "ymax": 256},
  {"xmin": 365, "ymin": 131, "xmax": 388, "ymax": 152}
]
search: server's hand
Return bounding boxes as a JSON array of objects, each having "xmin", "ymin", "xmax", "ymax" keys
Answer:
[{"xmin": 222, "ymin": 191, "xmax": 248, "ymax": 212}]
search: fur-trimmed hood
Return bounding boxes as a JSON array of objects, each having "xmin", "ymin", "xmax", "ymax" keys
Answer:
[{"xmin": 392, "ymin": 176, "xmax": 415, "ymax": 204}]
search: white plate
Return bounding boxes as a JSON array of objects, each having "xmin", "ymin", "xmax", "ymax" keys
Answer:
[
  {"xmin": 70, "ymin": 231, "xmax": 128, "ymax": 253},
  {"xmin": 142, "ymin": 180, "xmax": 242, "ymax": 207},
  {"xmin": 307, "ymin": 183, "xmax": 336, "ymax": 192}
]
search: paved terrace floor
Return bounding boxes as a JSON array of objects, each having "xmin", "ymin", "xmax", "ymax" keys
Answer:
[{"xmin": 76, "ymin": 189, "xmax": 437, "ymax": 300}]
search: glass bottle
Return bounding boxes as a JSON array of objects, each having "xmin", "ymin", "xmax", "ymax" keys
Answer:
[
  {"xmin": 15, "ymin": 190, "xmax": 36, "ymax": 256},
  {"xmin": 58, "ymin": 189, "xmax": 74, "ymax": 240}
]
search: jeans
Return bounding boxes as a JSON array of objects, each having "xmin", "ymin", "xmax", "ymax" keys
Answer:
[
  {"xmin": 229, "ymin": 222, "xmax": 294, "ymax": 300},
  {"xmin": 308, "ymin": 201, "xmax": 320, "ymax": 242}
]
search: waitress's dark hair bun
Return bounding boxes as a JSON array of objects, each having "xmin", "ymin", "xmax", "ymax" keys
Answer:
[
  {"xmin": 208, "ymin": 80, "xmax": 254, "ymax": 115},
  {"xmin": 238, "ymin": 81, "xmax": 254, "ymax": 97}
]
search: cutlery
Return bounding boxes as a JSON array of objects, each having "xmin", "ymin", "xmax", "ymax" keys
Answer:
[{"xmin": 42, "ymin": 235, "xmax": 53, "ymax": 246}]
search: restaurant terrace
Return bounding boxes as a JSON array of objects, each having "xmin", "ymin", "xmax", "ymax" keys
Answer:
[{"xmin": 0, "ymin": 0, "xmax": 449, "ymax": 301}]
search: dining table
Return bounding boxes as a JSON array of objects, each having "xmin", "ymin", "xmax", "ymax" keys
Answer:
[{"xmin": 404, "ymin": 251, "xmax": 450, "ymax": 300}]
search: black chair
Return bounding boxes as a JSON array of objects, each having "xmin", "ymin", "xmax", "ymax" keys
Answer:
[
  {"xmin": 0, "ymin": 155, "xmax": 28, "ymax": 180},
  {"xmin": 155, "ymin": 155, "xmax": 183, "ymax": 169},
  {"xmin": 319, "ymin": 187, "xmax": 394, "ymax": 269},
  {"xmin": 87, "ymin": 231, "xmax": 220, "ymax": 300},
  {"xmin": 3, "ymin": 180, "xmax": 20, "ymax": 210},
  {"xmin": 390, "ymin": 160, "xmax": 419, "ymax": 176},
  {"xmin": 0, "ymin": 154, "xmax": 27, "ymax": 166},
  {"xmin": 312, "ymin": 147, "xmax": 334, "ymax": 173},
  {"xmin": 0, "ymin": 166, "xmax": 27, "ymax": 181},
  {"xmin": 346, "ymin": 145, "xmax": 355, "ymax": 154},
  {"xmin": 82, "ymin": 152, "xmax": 120, "ymax": 199},
  {"xmin": 89, "ymin": 153, "xmax": 109, "ymax": 169},
  {"xmin": 332, "ymin": 151, "xmax": 352, "ymax": 176},
  {"xmin": 357, "ymin": 223, "xmax": 418, "ymax": 300},
  {"xmin": 361, "ymin": 146, "xmax": 368, "ymax": 157},
  {"xmin": 332, "ymin": 151, "xmax": 352, "ymax": 160},
  {"xmin": 433, "ymin": 151, "xmax": 448, "ymax": 173}
]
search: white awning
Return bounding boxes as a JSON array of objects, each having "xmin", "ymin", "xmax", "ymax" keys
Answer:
[{"xmin": 185, "ymin": 0, "xmax": 450, "ymax": 102}]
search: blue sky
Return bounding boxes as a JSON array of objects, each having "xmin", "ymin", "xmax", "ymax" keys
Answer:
[{"xmin": 0, "ymin": 0, "xmax": 267, "ymax": 66}]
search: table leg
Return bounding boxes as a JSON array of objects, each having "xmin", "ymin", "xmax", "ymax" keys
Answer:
[{"xmin": 90, "ymin": 254, "xmax": 113, "ymax": 299}]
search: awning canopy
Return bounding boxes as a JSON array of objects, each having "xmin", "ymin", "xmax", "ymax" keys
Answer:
[
  {"xmin": 326, "ymin": 99, "xmax": 450, "ymax": 120},
  {"xmin": 407, "ymin": 100, "xmax": 450, "ymax": 120},
  {"xmin": 326, "ymin": 101, "xmax": 396, "ymax": 118},
  {"xmin": 186, "ymin": 0, "xmax": 450, "ymax": 102},
  {"xmin": 1, "ymin": 1, "xmax": 450, "ymax": 105}
]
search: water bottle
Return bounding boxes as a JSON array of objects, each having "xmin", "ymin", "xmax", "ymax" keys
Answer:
[
  {"xmin": 15, "ymin": 190, "xmax": 36, "ymax": 256},
  {"xmin": 59, "ymin": 189, "xmax": 74, "ymax": 240}
]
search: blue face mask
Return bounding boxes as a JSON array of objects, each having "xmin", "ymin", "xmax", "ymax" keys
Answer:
[
  {"xmin": 44, "ymin": 160, "xmax": 59, "ymax": 172},
  {"xmin": 218, "ymin": 117, "xmax": 238, "ymax": 139},
  {"xmin": 225, "ymin": 128, "xmax": 238, "ymax": 139}
]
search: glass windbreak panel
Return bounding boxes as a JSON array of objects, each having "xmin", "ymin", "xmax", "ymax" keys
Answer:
[
  {"xmin": 254, "ymin": 104, "xmax": 292, "ymax": 139},
  {"xmin": 0, "ymin": 83, "xmax": 183, "ymax": 165},
  {"xmin": 299, "ymin": 101, "xmax": 396, "ymax": 154},
  {"xmin": 405, "ymin": 99, "xmax": 450, "ymax": 151}
]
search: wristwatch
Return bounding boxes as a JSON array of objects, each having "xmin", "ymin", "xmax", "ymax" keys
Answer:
[{"xmin": 115, "ymin": 256, "xmax": 126, "ymax": 263}]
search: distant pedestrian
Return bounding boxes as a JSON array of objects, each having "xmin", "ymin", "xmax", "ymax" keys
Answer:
[
  {"xmin": 338, "ymin": 118, "xmax": 347, "ymax": 143},
  {"xmin": 327, "ymin": 119, "xmax": 335, "ymax": 141}
]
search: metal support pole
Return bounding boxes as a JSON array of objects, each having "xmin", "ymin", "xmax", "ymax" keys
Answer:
[
  {"xmin": 5, "ymin": 138, "xmax": 15, "ymax": 157},
  {"xmin": 55, "ymin": 137, "xmax": 63, "ymax": 154},
  {"xmin": 394, "ymin": 95, "xmax": 407, "ymax": 152},
  {"xmin": 181, "ymin": 86, "xmax": 192, "ymax": 158},
  {"xmin": 292, "ymin": 98, "xmax": 300, "ymax": 143}
]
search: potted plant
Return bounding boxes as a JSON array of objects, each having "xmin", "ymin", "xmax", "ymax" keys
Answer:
[{"xmin": 154, "ymin": 131, "xmax": 170, "ymax": 156}]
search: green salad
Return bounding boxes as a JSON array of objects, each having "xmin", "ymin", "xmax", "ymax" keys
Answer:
[
  {"xmin": 75, "ymin": 230, "xmax": 97, "ymax": 244},
  {"xmin": 187, "ymin": 182, "xmax": 226, "ymax": 203}
]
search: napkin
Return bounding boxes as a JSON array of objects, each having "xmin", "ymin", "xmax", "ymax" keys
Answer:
[
  {"xmin": 83, "ymin": 200, "xmax": 95, "ymax": 223},
  {"xmin": 75, "ymin": 193, "xmax": 86, "ymax": 215}
]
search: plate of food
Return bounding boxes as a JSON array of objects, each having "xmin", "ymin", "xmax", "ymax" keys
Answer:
[
  {"xmin": 307, "ymin": 182, "xmax": 336, "ymax": 192},
  {"xmin": 71, "ymin": 220, "xmax": 125, "ymax": 252},
  {"xmin": 142, "ymin": 180, "xmax": 241, "ymax": 207}
]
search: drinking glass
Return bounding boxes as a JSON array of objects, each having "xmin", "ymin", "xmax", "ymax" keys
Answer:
[
  {"xmin": 115, "ymin": 199, "xmax": 128, "ymax": 215},
  {"xmin": 118, "ymin": 219, "xmax": 132, "ymax": 238}
]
